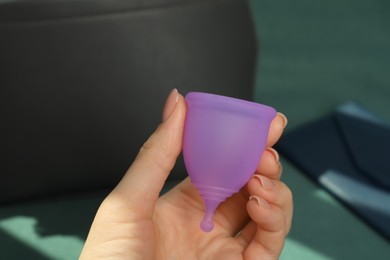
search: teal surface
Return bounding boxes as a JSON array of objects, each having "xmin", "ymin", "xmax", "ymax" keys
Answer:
[
  {"xmin": 0, "ymin": 194, "xmax": 103, "ymax": 259},
  {"xmin": 251, "ymin": 0, "xmax": 390, "ymax": 259},
  {"xmin": 251, "ymin": 0, "xmax": 390, "ymax": 128},
  {"xmin": 1, "ymin": 0, "xmax": 390, "ymax": 259}
]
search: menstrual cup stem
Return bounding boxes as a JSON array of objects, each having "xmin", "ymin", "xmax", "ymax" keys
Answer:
[{"xmin": 200, "ymin": 200, "xmax": 220, "ymax": 232}]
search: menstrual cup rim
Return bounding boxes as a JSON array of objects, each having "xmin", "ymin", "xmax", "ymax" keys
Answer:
[{"xmin": 186, "ymin": 92, "xmax": 276, "ymax": 118}]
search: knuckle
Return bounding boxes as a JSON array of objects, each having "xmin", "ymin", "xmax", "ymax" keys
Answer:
[
  {"xmin": 285, "ymin": 186, "xmax": 293, "ymax": 204},
  {"xmin": 280, "ymin": 182, "xmax": 293, "ymax": 200},
  {"xmin": 140, "ymin": 138, "xmax": 154, "ymax": 153},
  {"xmin": 138, "ymin": 136, "xmax": 173, "ymax": 173}
]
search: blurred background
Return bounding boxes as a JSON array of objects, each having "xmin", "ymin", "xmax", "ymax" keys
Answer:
[
  {"xmin": 253, "ymin": 0, "xmax": 390, "ymax": 127},
  {"xmin": 253, "ymin": 1, "xmax": 390, "ymax": 259},
  {"xmin": 0, "ymin": 0, "xmax": 389, "ymax": 259}
]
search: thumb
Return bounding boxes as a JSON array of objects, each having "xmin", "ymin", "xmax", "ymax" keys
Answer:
[{"xmin": 112, "ymin": 89, "xmax": 186, "ymax": 218}]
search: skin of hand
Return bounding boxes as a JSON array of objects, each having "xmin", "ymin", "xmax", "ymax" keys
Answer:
[{"xmin": 80, "ymin": 89, "xmax": 292, "ymax": 260}]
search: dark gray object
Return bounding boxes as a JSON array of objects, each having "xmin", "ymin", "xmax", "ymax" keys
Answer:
[{"xmin": 0, "ymin": 0, "xmax": 257, "ymax": 202}]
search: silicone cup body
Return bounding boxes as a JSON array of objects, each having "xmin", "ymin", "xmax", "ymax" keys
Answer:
[{"xmin": 183, "ymin": 92, "xmax": 276, "ymax": 232}]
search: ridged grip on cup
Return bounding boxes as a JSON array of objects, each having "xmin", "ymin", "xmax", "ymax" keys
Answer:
[{"xmin": 193, "ymin": 183, "xmax": 237, "ymax": 232}]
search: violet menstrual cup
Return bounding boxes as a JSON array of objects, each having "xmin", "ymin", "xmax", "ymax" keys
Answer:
[{"xmin": 183, "ymin": 92, "xmax": 276, "ymax": 232}]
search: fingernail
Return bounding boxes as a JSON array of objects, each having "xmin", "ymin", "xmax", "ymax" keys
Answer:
[
  {"xmin": 249, "ymin": 195, "xmax": 270, "ymax": 208},
  {"xmin": 266, "ymin": 147, "xmax": 279, "ymax": 163},
  {"xmin": 162, "ymin": 88, "xmax": 179, "ymax": 122},
  {"xmin": 277, "ymin": 112, "xmax": 288, "ymax": 128},
  {"xmin": 252, "ymin": 174, "xmax": 275, "ymax": 190},
  {"xmin": 278, "ymin": 163, "xmax": 283, "ymax": 177}
]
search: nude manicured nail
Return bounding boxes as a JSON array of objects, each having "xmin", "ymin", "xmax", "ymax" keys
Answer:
[
  {"xmin": 249, "ymin": 195, "xmax": 270, "ymax": 208},
  {"xmin": 266, "ymin": 147, "xmax": 280, "ymax": 163},
  {"xmin": 277, "ymin": 112, "xmax": 288, "ymax": 128},
  {"xmin": 162, "ymin": 88, "xmax": 179, "ymax": 122},
  {"xmin": 253, "ymin": 174, "xmax": 275, "ymax": 190}
]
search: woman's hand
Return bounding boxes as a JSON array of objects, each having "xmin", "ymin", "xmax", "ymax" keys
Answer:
[{"xmin": 80, "ymin": 89, "xmax": 292, "ymax": 260}]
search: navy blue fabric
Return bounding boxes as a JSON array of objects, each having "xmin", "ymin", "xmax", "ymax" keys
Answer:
[{"xmin": 277, "ymin": 102, "xmax": 390, "ymax": 240}]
